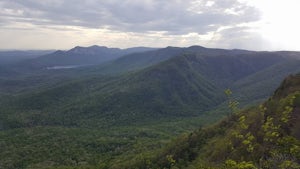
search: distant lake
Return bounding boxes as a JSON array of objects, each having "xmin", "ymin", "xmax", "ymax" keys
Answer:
[{"xmin": 46, "ymin": 65, "xmax": 91, "ymax": 70}]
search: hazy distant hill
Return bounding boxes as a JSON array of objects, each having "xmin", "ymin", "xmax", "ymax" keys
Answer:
[
  {"xmin": 21, "ymin": 45, "xmax": 156, "ymax": 69},
  {"xmin": 0, "ymin": 50, "xmax": 54, "ymax": 65}
]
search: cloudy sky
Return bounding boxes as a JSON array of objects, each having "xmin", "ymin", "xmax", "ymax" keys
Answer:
[{"xmin": 0, "ymin": 0, "xmax": 299, "ymax": 50}]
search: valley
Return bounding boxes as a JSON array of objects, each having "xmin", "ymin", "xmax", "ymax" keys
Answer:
[{"xmin": 0, "ymin": 45, "xmax": 299, "ymax": 169}]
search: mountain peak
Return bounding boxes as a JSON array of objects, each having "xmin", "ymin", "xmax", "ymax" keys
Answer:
[
  {"xmin": 70, "ymin": 45, "xmax": 109, "ymax": 52},
  {"xmin": 187, "ymin": 45, "xmax": 206, "ymax": 49},
  {"xmin": 88, "ymin": 45, "xmax": 109, "ymax": 49},
  {"xmin": 69, "ymin": 46, "xmax": 84, "ymax": 52},
  {"xmin": 68, "ymin": 45, "xmax": 111, "ymax": 54},
  {"xmin": 53, "ymin": 50, "xmax": 64, "ymax": 54}
]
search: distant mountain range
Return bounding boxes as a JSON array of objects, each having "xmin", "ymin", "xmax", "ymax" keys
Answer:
[
  {"xmin": 17, "ymin": 45, "xmax": 157, "ymax": 70},
  {"xmin": 0, "ymin": 50, "xmax": 54, "ymax": 65}
]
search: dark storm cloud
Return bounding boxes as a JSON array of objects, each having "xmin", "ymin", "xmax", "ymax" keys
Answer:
[{"xmin": 0, "ymin": 0, "xmax": 261, "ymax": 35}]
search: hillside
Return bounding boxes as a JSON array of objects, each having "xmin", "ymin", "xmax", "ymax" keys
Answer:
[
  {"xmin": 87, "ymin": 46, "xmax": 185, "ymax": 74},
  {"xmin": 232, "ymin": 60, "xmax": 300, "ymax": 103},
  {"xmin": 129, "ymin": 74, "xmax": 300, "ymax": 169},
  {"xmin": 0, "ymin": 54, "xmax": 225, "ymax": 129},
  {"xmin": 87, "ymin": 45, "xmax": 254, "ymax": 75}
]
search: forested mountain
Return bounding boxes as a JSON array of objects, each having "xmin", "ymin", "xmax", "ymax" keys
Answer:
[
  {"xmin": 232, "ymin": 60, "xmax": 300, "ymax": 103},
  {"xmin": 0, "ymin": 45, "xmax": 300, "ymax": 169},
  {"xmin": 128, "ymin": 74, "xmax": 300, "ymax": 169},
  {"xmin": 88, "ymin": 45, "xmax": 254, "ymax": 75}
]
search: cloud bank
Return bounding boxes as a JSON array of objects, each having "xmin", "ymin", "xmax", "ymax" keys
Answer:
[{"xmin": 0, "ymin": 0, "xmax": 269, "ymax": 50}]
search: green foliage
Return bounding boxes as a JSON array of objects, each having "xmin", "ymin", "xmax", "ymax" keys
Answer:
[
  {"xmin": 279, "ymin": 160, "xmax": 300, "ymax": 169},
  {"xmin": 166, "ymin": 155, "xmax": 176, "ymax": 168},
  {"xmin": 225, "ymin": 159, "xmax": 257, "ymax": 169},
  {"xmin": 0, "ymin": 113, "xmax": 223, "ymax": 169},
  {"xmin": 225, "ymin": 89, "xmax": 239, "ymax": 117}
]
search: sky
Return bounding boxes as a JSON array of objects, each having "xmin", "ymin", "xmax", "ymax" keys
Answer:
[{"xmin": 0, "ymin": 0, "xmax": 299, "ymax": 51}]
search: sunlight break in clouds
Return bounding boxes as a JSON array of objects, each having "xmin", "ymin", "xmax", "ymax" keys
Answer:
[
  {"xmin": 0, "ymin": 0, "xmax": 299, "ymax": 50},
  {"xmin": 258, "ymin": 0, "xmax": 300, "ymax": 50}
]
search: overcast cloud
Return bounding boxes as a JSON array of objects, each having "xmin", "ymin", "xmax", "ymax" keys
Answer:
[{"xmin": 0, "ymin": 0, "xmax": 297, "ymax": 50}]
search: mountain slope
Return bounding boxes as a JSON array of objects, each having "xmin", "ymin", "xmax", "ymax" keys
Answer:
[
  {"xmin": 167, "ymin": 52, "xmax": 286, "ymax": 87},
  {"xmin": 131, "ymin": 74, "xmax": 300, "ymax": 169},
  {"xmin": 232, "ymin": 60, "xmax": 300, "ymax": 103},
  {"xmin": 90, "ymin": 46, "xmax": 185, "ymax": 74},
  {"xmin": 87, "ymin": 45, "xmax": 256, "ymax": 75},
  {"xmin": 0, "ymin": 54, "xmax": 225, "ymax": 129}
]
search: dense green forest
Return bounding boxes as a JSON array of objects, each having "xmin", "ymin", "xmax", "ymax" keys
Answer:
[
  {"xmin": 124, "ymin": 74, "xmax": 300, "ymax": 169},
  {"xmin": 0, "ymin": 46, "xmax": 300, "ymax": 169}
]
